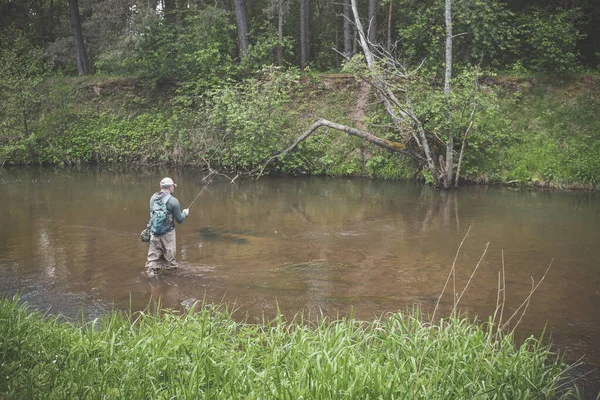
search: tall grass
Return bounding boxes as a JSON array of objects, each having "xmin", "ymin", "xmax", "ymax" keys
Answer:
[{"xmin": 0, "ymin": 295, "xmax": 578, "ymax": 399}]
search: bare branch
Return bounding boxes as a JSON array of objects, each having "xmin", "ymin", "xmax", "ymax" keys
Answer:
[
  {"xmin": 495, "ymin": 250, "xmax": 507, "ymax": 337},
  {"xmin": 451, "ymin": 242, "xmax": 490, "ymax": 316},
  {"xmin": 256, "ymin": 118, "xmax": 414, "ymax": 179},
  {"xmin": 499, "ymin": 259, "xmax": 554, "ymax": 334},
  {"xmin": 432, "ymin": 226, "xmax": 472, "ymax": 322}
]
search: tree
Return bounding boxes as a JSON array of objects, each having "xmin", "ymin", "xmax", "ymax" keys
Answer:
[
  {"xmin": 276, "ymin": 0, "xmax": 284, "ymax": 65},
  {"xmin": 395, "ymin": 0, "xmax": 515, "ymax": 71},
  {"xmin": 343, "ymin": 0, "xmax": 352, "ymax": 57},
  {"xmin": 299, "ymin": 0, "xmax": 309, "ymax": 68},
  {"xmin": 442, "ymin": 0, "xmax": 453, "ymax": 188},
  {"xmin": 368, "ymin": 0, "xmax": 377, "ymax": 45},
  {"xmin": 233, "ymin": 0, "xmax": 249, "ymax": 57},
  {"xmin": 68, "ymin": 0, "xmax": 91, "ymax": 75},
  {"xmin": 0, "ymin": 32, "xmax": 46, "ymax": 164},
  {"xmin": 261, "ymin": 0, "xmax": 478, "ymax": 188},
  {"xmin": 516, "ymin": 8, "xmax": 583, "ymax": 73},
  {"xmin": 163, "ymin": 0, "xmax": 176, "ymax": 23}
]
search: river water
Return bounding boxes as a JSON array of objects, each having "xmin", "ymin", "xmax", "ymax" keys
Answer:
[{"xmin": 1, "ymin": 167, "xmax": 599, "ymax": 396}]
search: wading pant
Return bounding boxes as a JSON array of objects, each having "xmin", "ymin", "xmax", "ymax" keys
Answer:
[{"xmin": 145, "ymin": 229, "xmax": 177, "ymax": 274}]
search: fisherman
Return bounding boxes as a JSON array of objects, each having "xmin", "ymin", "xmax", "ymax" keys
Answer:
[{"xmin": 145, "ymin": 177, "xmax": 189, "ymax": 277}]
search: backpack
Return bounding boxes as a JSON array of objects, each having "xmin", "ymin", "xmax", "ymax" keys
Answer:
[{"xmin": 149, "ymin": 194, "xmax": 172, "ymax": 236}]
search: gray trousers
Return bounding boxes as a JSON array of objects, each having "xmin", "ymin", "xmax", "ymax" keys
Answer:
[{"xmin": 145, "ymin": 229, "xmax": 177, "ymax": 273}]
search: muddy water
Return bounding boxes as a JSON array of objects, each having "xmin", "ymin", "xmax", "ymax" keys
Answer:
[{"xmin": 1, "ymin": 167, "xmax": 599, "ymax": 396}]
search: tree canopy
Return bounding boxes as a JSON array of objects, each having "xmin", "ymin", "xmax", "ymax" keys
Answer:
[{"xmin": 0, "ymin": 0, "xmax": 597, "ymax": 81}]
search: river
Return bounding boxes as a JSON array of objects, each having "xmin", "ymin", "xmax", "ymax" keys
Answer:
[{"xmin": 1, "ymin": 167, "xmax": 599, "ymax": 396}]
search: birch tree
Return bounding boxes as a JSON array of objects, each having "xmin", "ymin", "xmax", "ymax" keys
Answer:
[{"xmin": 443, "ymin": 0, "xmax": 453, "ymax": 188}]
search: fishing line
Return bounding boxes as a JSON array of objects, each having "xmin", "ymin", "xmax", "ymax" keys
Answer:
[
  {"xmin": 187, "ymin": 183, "xmax": 211, "ymax": 209},
  {"xmin": 58, "ymin": 225, "xmax": 138, "ymax": 237},
  {"xmin": 187, "ymin": 171, "xmax": 217, "ymax": 210}
]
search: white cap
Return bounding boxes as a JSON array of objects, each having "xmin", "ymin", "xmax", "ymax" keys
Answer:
[{"xmin": 160, "ymin": 177, "xmax": 177, "ymax": 187}]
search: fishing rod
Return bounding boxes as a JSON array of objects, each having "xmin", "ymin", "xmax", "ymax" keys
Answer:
[{"xmin": 58, "ymin": 225, "xmax": 138, "ymax": 237}]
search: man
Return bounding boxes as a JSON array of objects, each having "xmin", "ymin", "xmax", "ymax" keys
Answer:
[{"xmin": 145, "ymin": 177, "xmax": 189, "ymax": 277}]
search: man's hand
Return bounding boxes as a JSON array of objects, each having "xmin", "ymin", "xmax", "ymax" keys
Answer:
[{"xmin": 182, "ymin": 208, "xmax": 190, "ymax": 218}]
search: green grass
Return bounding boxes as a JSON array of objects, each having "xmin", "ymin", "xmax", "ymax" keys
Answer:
[
  {"xmin": 495, "ymin": 75, "xmax": 600, "ymax": 189},
  {"xmin": 0, "ymin": 296, "xmax": 578, "ymax": 399}
]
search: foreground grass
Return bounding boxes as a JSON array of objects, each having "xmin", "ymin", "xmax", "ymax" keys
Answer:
[{"xmin": 0, "ymin": 297, "xmax": 577, "ymax": 399}]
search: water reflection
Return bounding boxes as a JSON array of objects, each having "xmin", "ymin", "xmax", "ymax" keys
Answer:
[{"xmin": 1, "ymin": 167, "xmax": 600, "ymax": 396}]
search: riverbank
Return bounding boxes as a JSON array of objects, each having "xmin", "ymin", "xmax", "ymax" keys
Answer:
[
  {"xmin": 0, "ymin": 296, "xmax": 579, "ymax": 399},
  {"xmin": 1, "ymin": 72, "xmax": 598, "ymax": 190}
]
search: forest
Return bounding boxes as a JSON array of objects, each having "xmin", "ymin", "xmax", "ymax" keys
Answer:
[{"xmin": 1, "ymin": 0, "xmax": 599, "ymax": 188}]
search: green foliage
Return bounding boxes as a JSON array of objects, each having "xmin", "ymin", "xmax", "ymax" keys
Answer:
[
  {"xmin": 455, "ymin": 81, "xmax": 519, "ymax": 181},
  {"xmin": 0, "ymin": 297, "xmax": 578, "ymax": 399},
  {"xmin": 421, "ymin": 168, "xmax": 435, "ymax": 185},
  {"xmin": 205, "ymin": 70, "xmax": 301, "ymax": 172},
  {"xmin": 396, "ymin": 0, "xmax": 516, "ymax": 71},
  {"xmin": 1, "ymin": 71, "xmax": 598, "ymax": 190},
  {"xmin": 241, "ymin": 23, "xmax": 294, "ymax": 71},
  {"xmin": 37, "ymin": 112, "xmax": 173, "ymax": 164},
  {"xmin": 0, "ymin": 31, "xmax": 48, "ymax": 138},
  {"xmin": 395, "ymin": 1, "xmax": 586, "ymax": 74},
  {"xmin": 516, "ymin": 8, "xmax": 584, "ymax": 73},
  {"xmin": 91, "ymin": 1, "xmax": 154, "ymax": 76},
  {"xmin": 122, "ymin": 7, "xmax": 238, "ymax": 90}
]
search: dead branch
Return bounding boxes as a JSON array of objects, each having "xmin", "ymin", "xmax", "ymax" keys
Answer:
[
  {"xmin": 451, "ymin": 241, "xmax": 490, "ymax": 316},
  {"xmin": 500, "ymin": 259, "xmax": 554, "ymax": 335},
  {"xmin": 256, "ymin": 118, "xmax": 416, "ymax": 179},
  {"xmin": 432, "ymin": 226, "xmax": 472, "ymax": 322}
]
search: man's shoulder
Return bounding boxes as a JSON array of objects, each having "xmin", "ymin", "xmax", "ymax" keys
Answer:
[{"xmin": 166, "ymin": 195, "xmax": 179, "ymax": 207}]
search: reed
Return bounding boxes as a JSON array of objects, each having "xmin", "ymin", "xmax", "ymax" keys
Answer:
[{"xmin": 0, "ymin": 295, "xmax": 577, "ymax": 399}]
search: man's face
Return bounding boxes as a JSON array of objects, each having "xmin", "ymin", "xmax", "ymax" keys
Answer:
[{"xmin": 169, "ymin": 185, "xmax": 175, "ymax": 194}]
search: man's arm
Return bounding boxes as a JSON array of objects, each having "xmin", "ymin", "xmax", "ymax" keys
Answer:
[{"xmin": 168, "ymin": 197, "xmax": 188, "ymax": 224}]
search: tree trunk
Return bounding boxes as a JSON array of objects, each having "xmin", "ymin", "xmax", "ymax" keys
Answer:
[
  {"xmin": 443, "ymin": 0, "xmax": 453, "ymax": 189},
  {"xmin": 335, "ymin": 8, "xmax": 340, "ymax": 66},
  {"xmin": 368, "ymin": 0, "xmax": 377, "ymax": 45},
  {"xmin": 163, "ymin": 0, "xmax": 176, "ymax": 23},
  {"xmin": 387, "ymin": 0, "xmax": 392, "ymax": 50},
  {"xmin": 47, "ymin": 0, "xmax": 55, "ymax": 43},
  {"xmin": 351, "ymin": 0, "xmax": 374, "ymax": 68},
  {"xmin": 68, "ymin": 0, "xmax": 91, "ymax": 76},
  {"xmin": 343, "ymin": 0, "xmax": 352, "ymax": 57},
  {"xmin": 307, "ymin": 0, "xmax": 313, "ymax": 62},
  {"xmin": 233, "ymin": 0, "xmax": 249, "ymax": 57},
  {"xmin": 276, "ymin": 0, "xmax": 284, "ymax": 65},
  {"xmin": 300, "ymin": 0, "xmax": 307, "ymax": 68}
]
